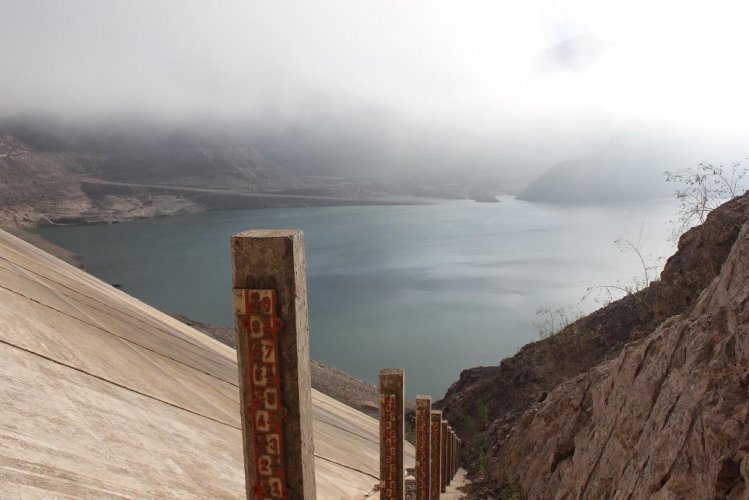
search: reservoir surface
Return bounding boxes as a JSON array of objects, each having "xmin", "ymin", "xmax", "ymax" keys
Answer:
[{"xmin": 38, "ymin": 197, "xmax": 676, "ymax": 399}]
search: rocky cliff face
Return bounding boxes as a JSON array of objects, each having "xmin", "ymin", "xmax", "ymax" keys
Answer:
[
  {"xmin": 437, "ymin": 192, "xmax": 749, "ymax": 498},
  {"xmin": 490, "ymin": 194, "xmax": 749, "ymax": 498}
]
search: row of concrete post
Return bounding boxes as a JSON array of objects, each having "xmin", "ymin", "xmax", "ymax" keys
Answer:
[
  {"xmin": 231, "ymin": 231, "xmax": 461, "ymax": 498},
  {"xmin": 380, "ymin": 369, "xmax": 462, "ymax": 500}
]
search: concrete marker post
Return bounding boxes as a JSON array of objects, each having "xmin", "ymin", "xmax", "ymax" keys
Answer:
[
  {"xmin": 415, "ymin": 396, "xmax": 431, "ymax": 500},
  {"xmin": 231, "ymin": 229, "xmax": 316, "ymax": 499},
  {"xmin": 429, "ymin": 411, "xmax": 442, "ymax": 499},
  {"xmin": 452, "ymin": 431, "xmax": 456, "ymax": 478},
  {"xmin": 379, "ymin": 369, "xmax": 405, "ymax": 500},
  {"xmin": 446, "ymin": 426, "xmax": 452, "ymax": 483},
  {"xmin": 454, "ymin": 435, "xmax": 458, "ymax": 476},
  {"xmin": 440, "ymin": 420, "xmax": 448, "ymax": 493},
  {"xmin": 452, "ymin": 433, "xmax": 457, "ymax": 477}
]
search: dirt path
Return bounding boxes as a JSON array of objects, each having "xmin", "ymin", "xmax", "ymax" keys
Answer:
[{"xmin": 442, "ymin": 468, "xmax": 470, "ymax": 499}]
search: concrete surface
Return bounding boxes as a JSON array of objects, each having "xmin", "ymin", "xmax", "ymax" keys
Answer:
[
  {"xmin": 442, "ymin": 469, "xmax": 469, "ymax": 499},
  {"xmin": 0, "ymin": 228, "xmax": 414, "ymax": 498}
]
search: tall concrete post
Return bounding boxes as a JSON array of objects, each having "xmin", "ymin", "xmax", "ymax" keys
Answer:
[
  {"xmin": 452, "ymin": 433, "xmax": 457, "ymax": 477},
  {"xmin": 415, "ymin": 396, "xmax": 431, "ymax": 500},
  {"xmin": 440, "ymin": 420, "xmax": 448, "ymax": 493},
  {"xmin": 379, "ymin": 369, "xmax": 405, "ymax": 500},
  {"xmin": 231, "ymin": 229, "xmax": 316, "ymax": 499},
  {"xmin": 453, "ymin": 434, "xmax": 457, "ymax": 476},
  {"xmin": 446, "ymin": 426, "xmax": 453, "ymax": 483},
  {"xmin": 429, "ymin": 411, "xmax": 442, "ymax": 499}
]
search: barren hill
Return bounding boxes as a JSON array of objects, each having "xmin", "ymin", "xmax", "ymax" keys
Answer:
[{"xmin": 0, "ymin": 132, "xmax": 390, "ymax": 229}]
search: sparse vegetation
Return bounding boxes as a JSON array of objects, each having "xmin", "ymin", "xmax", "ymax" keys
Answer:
[
  {"xmin": 665, "ymin": 161, "xmax": 748, "ymax": 240},
  {"xmin": 584, "ymin": 224, "xmax": 663, "ymax": 306},
  {"xmin": 534, "ymin": 305, "xmax": 583, "ymax": 338},
  {"xmin": 460, "ymin": 399, "xmax": 492, "ymax": 477}
]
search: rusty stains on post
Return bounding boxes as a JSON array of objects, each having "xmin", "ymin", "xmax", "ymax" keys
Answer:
[
  {"xmin": 232, "ymin": 229, "xmax": 316, "ymax": 499},
  {"xmin": 429, "ymin": 411, "xmax": 442, "ymax": 499},
  {"xmin": 380, "ymin": 369, "xmax": 405, "ymax": 500},
  {"xmin": 415, "ymin": 396, "xmax": 431, "ymax": 500}
]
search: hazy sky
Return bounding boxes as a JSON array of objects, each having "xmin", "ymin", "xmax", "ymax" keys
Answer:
[{"xmin": 2, "ymin": 1, "xmax": 748, "ymax": 178}]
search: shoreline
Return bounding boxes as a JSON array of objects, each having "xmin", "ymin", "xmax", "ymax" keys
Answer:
[
  {"xmin": 2, "ymin": 227, "xmax": 84, "ymax": 268},
  {"xmin": 5, "ymin": 192, "xmax": 434, "ymax": 231}
]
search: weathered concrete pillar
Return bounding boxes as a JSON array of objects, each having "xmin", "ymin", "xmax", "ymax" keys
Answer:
[
  {"xmin": 440, "ymin": 420, "xmax": 448, "ymax": 493},
  {"xmin": 415, "ymin": 396, "xmax": 431, "ymax": 500},
  {"xmin": 429, "ymin": 411, "xmax": 442, "ymax": 499},
  {"xmin": 446, "ymin": 426, "xmax": 453, "ymax": 483},
  {"xmin": 452, "ymin": 433, "xmax": 457, "ymax": 477},
  {"xmin": 451, "ymin": 432, "xmax": 456, "ymax": 477},
  {"xmin": 231, "ymin": 230, "xmax": 316, "ymax": 499},
  {"xmin": 379, "ymin": 369, "xmax": 405, "ymax": 500},
  {"xmin": 453, "ymin": 434, "xmax": 457, "ymax": 476}
]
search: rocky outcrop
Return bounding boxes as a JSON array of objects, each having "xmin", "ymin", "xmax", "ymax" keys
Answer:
[{"xmin": 490, "ymin": 196, "xmax": 749, "ymax": 498}]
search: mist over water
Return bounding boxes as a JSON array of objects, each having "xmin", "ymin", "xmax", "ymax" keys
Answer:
[{"xmin": 38, "ymin": 197, "xmax": 676, "ymax": 398}]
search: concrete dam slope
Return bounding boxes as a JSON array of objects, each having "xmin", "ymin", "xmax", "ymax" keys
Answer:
[{"xmin": 0, "ymin": 228, "xmax": 414, "ymax": 498}]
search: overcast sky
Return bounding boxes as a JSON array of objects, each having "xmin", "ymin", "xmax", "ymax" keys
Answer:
[{"xmin": 2, "ymin": 0, "xmax": 748, "ymax": 178}]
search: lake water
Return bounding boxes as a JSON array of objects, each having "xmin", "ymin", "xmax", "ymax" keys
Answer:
[{"xmin": 37, "ymin": 196, "xmax": 677, "ymax": 399}]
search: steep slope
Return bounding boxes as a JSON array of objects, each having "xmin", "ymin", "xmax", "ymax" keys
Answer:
[
  {"xmin": 0, "ymin": 228, "xmax": 414, "ymax": 498},
  {"xmin": 437, "ymin": 192, "xmax": 749, "ymax": 453},
  {"xmin": 0, "ymin": 135, "xmax": 203, "ymax": 228},
  {"xmin": 98, "ymin": 145, "xmax": 305, "ymax": 192},
  {"xmin": 490, "ymin": 199, "xmax": 749, "ymax": 498},
  {"xmin": 0, "ymin": 135, "xmax": 93, "ymax": 226},
  {"xmin": 0, "ymin": 132, "xmax": 323, "ymax": 228}
]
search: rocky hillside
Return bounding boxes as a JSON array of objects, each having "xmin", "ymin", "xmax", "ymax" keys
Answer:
[
  {"xmin": 491, "ymin": 193, "xmax": 749, "ymax": 498},
  {"xmin": 0, "ymin": 132, "xmax": 319, "ymax": 228},
  {"xmin": 0, "ymin": 135, "xmax": 95, "ymax": 226},
  {"xmin": 96, "ymin": 146, "xmax": 303, "ymax": 192},
  {"xmin": 438, "ymin": 192, "xmax": 749, "ymax": 497}
]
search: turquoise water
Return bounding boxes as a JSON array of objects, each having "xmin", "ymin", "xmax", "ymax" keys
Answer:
[{"xmin": 37, "ymin": 197, "xmax": 676, "ymax": 399}]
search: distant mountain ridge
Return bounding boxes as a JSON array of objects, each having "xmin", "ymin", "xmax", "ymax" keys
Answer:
[
  {"xmin": 0, "ymin": 129, "xmax": 324, "ymax": 228},
  {"xmin": 518, "ymin": 127, "xmax": 744, "ymax": 203}
]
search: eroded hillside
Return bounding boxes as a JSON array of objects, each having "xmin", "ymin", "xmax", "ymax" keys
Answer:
[{"xmin": 490, "ymin": 194, "xmax": 749, "ymax": 498}]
